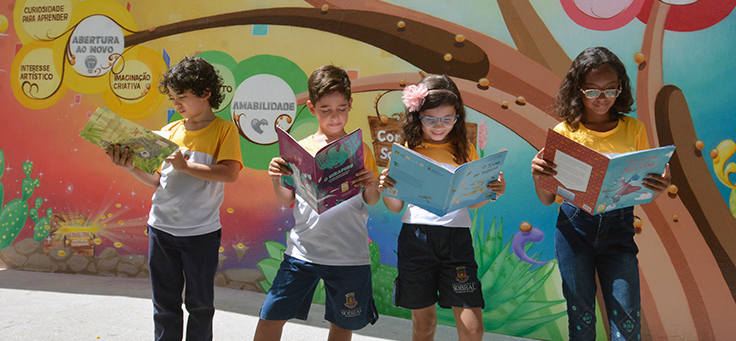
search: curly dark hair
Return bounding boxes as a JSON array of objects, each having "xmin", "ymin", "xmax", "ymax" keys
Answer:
[
  {"xmin": 307, "ymin": 65, "xmax": 351, "ymax": 104},
  {"xmin": 400, "ymin": 74, "xmax": 471, "ymax": 164},
  {"xmin": 158, "ymin": 56, "xmax": 225, "ymax": 108},
  {"xmin": 554, "ymin": 46, "xmax": 634, "ymax": 130}
]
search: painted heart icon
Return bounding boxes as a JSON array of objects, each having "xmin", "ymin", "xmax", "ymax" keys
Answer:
[{"xmin": 251, "ymin": 119, "xmax": 268, "ymax": 134}]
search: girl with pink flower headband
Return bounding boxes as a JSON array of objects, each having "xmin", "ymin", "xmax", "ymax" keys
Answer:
[
  {"xmin": 402, "ymin": 83, "xmax": 458, "ymax": 113},
  {"xmin": 379, "ymin": 74, "xmax": 506, "ymax": 341}
]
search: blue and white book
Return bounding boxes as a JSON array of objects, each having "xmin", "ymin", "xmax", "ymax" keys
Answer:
[{"xmin": 384, "ymin": 143, "xmax": 507, "ymax": 216}]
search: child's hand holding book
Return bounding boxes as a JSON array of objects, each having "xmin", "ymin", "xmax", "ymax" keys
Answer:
[{"xmin": 106, "ymin": 144, "xmax": 136, "ymax": 172}]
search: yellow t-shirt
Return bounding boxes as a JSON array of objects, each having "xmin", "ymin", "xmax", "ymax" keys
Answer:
[
  {"xmin": 553, "ymin": 116, "xmax": 650, "ymax": 153},
  {"xmin": 400, "ymin": 140, "xmax": 480, "ymax": 227},
  {"xmin": 409, "ymin": 141, "xmax": 480, "ymax": 168},
  {"xmin": 148, "ymin": 117, "xmax": 243, "ymax": 236},
  {"xmin": 286, "ymin": 135, "xmax": 378, "ymax": 266}
]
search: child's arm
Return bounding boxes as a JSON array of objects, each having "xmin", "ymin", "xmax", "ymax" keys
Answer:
[
  {"xmin": 353, "ymin": 168, "xmax": 381, "ymax": 206},
  {"xmin": 468, "ymin": 172, "xmax": 506, "ymax": 209},
  {"xmin": 165, "ymin": 150, "xmax": 240, "ymax": 183},
  {"xmin": 378, "ymin": 168, "xmax": 405, "ymax": 213},
  {"xmin": 268, "ymin": 157, "xmax": 296, "ymax": 206},
  {"xmin": 531, "ymin": 148, "xmax": 557, "ymax": 206},
  {"xmin": 107, "ymin": 144, "xmax": 161, "ymax": 188},
  {"xmin": 643, "ymin": 163, "xmax": 671, "ymax": 200}
]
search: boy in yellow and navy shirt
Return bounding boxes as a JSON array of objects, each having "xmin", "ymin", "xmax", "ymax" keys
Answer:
[{"xmin": 107, "ymin": 56, "xmax": 242, "ymax": 341}]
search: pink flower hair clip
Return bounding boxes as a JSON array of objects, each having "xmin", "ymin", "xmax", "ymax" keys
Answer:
[{"xmin": 402, "ymin": 84, "xmax": 429, "ymax": 113}]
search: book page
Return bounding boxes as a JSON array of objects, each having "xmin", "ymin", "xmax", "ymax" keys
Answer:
[
  {"xmin": 553, "ymin": 150, "xmax": 592, "ymax": 192},
  {"xmin": 447, "ymin": 149, "xmax": 506, "ymax": 211},
  {"xmin": 153, "ymin": 131, "xmax": 171, "ymax": 139},
  {"xmin": 313, "ymin": 129, "xmax": 364, "ymax": 213},
  {"xmin": 384, "ymin": 143, "xmax": 454, "ymax": 216},
  {"xmin": 594, "ymin": 145, "xmax": 675, "ymax": 213},
  {"xmin": 276, "ymin": 127, "xmax": 319, "ymax": 210}
]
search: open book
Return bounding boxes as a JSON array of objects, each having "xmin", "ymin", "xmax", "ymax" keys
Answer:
[
  {"xmin": 538, "ymin": 129, "xmax": 675, "ymax": 215},
  {"xmin": 383, "ymin": 143, "xmax": 507, "ymax": 216},
  {"xmin": 79, "ymin": 108, "xmax": 179, "ymax": 175},
  {"xmin": 277, "ymin": 127, "xmax": 365, "ymax": 214}
]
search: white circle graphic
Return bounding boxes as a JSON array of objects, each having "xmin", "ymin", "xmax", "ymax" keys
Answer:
[
  {"xmin": 69, "ymin": 15, "xmax": 124, "ymax": 77},
  {"xmin": 231, "ymin": 74, "xmax": 297, "ymax": 145}
]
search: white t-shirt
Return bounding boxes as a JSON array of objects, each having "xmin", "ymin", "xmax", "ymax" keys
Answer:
[
  {"xmin": 285, "ymin": 136, "xmax": 378, "ymax": 266},
  {"xmin": 147, "ymin": 117, "xmax": 243, "ymax": 237}
]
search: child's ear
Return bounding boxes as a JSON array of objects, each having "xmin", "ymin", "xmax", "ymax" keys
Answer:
[
  {"xmin": 201, "ymin": 90, "xmax": 212, "ymax": 101},
  {"xmin": 348, "ymin": 97, "xmax": 353, "ymax": 110},
  {"xmin": 307, "ymin": 100, "xmax": 316, "ymax": 116}
]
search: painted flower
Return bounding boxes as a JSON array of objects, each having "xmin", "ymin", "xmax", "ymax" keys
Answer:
[
  {"xmin": 402, "ymin": 84, "xmax": 429, "ymax": 112},
  {"xmin": 560, "ymin": 0, "xmax": 645, "ymax": 31},
  {"xmin": 478, "ymin": 120, "xmax": 488, "ymax": 150},
  {"xmin": 560, "ymin": 0, "xmax": 735, "ymax": 32},
  {"xmin": 637, "ymin": 0, "xmax": 736, "ymax": 32}
]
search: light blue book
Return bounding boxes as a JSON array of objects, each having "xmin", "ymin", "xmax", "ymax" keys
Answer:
[
  {"xmin": 594, "ymin": 147, "xmax": 675, "ymax": 213},
  {"xmin": 384, "ymin": 143, "xmax": 507, "ymax": 216}
]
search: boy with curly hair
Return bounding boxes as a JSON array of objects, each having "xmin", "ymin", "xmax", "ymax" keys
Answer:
[{"xmin": 107, "ymin": 56, "xmax": 242, "ymax": 341}]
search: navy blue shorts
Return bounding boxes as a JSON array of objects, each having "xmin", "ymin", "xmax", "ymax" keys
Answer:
[
  {"xmin": 394, "ymin": 223, "xmax": 484, "ymax": 310},
  {"xmin": 259, "ymin": 254, "xmax": 378, "ymax": 330}
]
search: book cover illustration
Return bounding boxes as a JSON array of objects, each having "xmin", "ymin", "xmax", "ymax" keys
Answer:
[
  {"xmin": 384, "ymin": 143, "xmax": 507, "ymax": 216},
  {"xmin": 276, "ymin": 127, "xmax": 365, "ymax": 214},
  {"xmin": 539, "ymin": 129, "xmax": 675, "ymax": 214},
  {"xmin": 79, "ymin": 107, "xmax": 179, "ymax": 175}
]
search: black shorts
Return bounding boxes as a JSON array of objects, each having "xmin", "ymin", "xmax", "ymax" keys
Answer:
[{"xmin": 393, "ymin": 223, "xmax": 485, "ymax": 310}]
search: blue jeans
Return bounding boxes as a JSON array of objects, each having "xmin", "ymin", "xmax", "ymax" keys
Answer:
[
  {"xmin": 556, "ymin": 203, "xmax": 640, "ymax": 341},
  {"xmin": 148, "ymin": 226, "xmax": 221, "ymax": 341}
]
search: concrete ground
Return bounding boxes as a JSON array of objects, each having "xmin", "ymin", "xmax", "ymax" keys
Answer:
[{"xmin": 0, "ymin": 262, "xmax": 539, "ymax": 340}]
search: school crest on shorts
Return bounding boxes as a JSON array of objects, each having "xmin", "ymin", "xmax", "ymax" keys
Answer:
[
  {"xmin": 344, "ymin": 292, "xmax": 358, "ymax": 309},
  {"xmin": 456, "ymin": 267, "xmax": 469, "ymax": 283}
]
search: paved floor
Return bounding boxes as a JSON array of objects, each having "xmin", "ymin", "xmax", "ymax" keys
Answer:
[{"xmin": 0, "ymin": 264, "xmax": 538, "ymax": 340}]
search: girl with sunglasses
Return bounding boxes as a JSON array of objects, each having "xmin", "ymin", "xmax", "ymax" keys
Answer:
[
  {"xmin": 378, "ymin": 74, "xmax": 506, "ymax": 341},
  {"xmin": 531, "ymin": 46, "xmax": 671, "ymax": 340}
]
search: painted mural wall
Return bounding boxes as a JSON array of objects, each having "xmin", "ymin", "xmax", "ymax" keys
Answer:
[{"xmin": 1, "ymin": 0, "xmax": 735, "ymax": 339}]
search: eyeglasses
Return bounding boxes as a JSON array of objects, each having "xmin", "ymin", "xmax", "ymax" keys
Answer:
[
  {"xmin": 419, "ymin": 115, "xmax": 459, "ymax": 127},
  {"xmin": 579, "ymin": 87, "xmax": 621, "ymax": 99}
]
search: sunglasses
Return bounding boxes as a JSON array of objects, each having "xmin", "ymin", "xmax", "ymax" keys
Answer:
[
  {"xmin": 579, "ymin": 87, "xmax": 621, "ymax": 99},
  {"xmin": 419, "ymin": 115, "xmax": 459, "ymax": 127}
]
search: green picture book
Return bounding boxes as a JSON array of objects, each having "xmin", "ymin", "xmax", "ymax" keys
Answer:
[{"xmin": 79, "ymin": 107, "xmax": 179, "ymax": 174}]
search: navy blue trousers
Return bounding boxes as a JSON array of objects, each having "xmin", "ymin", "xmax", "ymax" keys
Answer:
[{"xmin": 148, "ymin": 226, "xmax": 221, "ymax": 341}]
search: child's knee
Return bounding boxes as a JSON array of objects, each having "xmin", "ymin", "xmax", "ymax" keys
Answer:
[
  {"xmin": 459, "ymin": 323, "xmax": 484, "ymax": 341},
  {"xmin": 256, "ymin": 318, "xmax": 287, "ymax": 330},
  {"xmin": 412, "ymin": 315, "xmax": 437, "ymax": 333}
]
